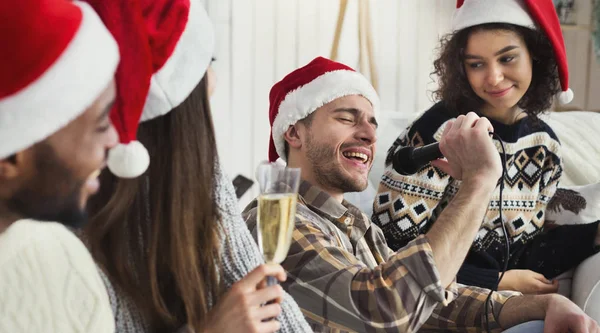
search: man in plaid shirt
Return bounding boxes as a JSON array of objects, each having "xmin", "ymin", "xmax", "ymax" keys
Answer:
[{"xmin": 243, "ymin": 57, "xmax": 598, "ymax": 333}]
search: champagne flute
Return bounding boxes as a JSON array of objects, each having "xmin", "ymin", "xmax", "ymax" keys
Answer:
[{"xmin": 255, "ymin": 162, "xmax": 301, "ymax": 286}]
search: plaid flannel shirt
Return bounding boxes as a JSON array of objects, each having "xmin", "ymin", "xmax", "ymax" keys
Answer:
[{"xmin": 243, "ymin": 181, "xmax": 518, "ymax": 333}]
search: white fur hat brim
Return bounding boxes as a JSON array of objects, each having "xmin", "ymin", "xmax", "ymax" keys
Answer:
[{"xmin": 452, "ymin": 0, "xmax": 536, "ymax": 31}]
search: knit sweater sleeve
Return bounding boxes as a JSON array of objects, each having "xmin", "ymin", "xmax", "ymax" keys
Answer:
[
  {"xmin": 97, "ymin": 267, "xmax": 151, "ymax": 333},
  {"xmin": 372, "ymin": 104, "xmax": 454, "ymax": 251},
  {"xmin": 456, "ymin": 263, "xmax": 500, "ymax": 290},
  {"xmin": 514, "ymin": 147, "xmax": 600, "ymax": 277},
  {"xmin": 0, "ymin": 220, "xmax": 115, "ymax": 333},
  {"xmin": 540, "ymin": 143, "xmax": 563, "ymax": 210},
  {"xmin": 215, "ymin": 165, "xmax": 312, "ymax": 333}
]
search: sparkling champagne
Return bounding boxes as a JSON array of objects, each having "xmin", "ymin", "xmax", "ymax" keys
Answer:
[{"xmin": 257, "ymin": 193, "xmax": 297, "ymax": 264}]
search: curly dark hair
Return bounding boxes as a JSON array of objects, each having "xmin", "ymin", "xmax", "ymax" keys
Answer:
[{"xmin": 432, "ymin": 23, "xmax": 560, "ymax": 120}]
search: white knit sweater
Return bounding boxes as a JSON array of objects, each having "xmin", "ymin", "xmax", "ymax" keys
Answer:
[{"xmin": 0, "ymin": 219, "xmax": 114, "ymax": 333}]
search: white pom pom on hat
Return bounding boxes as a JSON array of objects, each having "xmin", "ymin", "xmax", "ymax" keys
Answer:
[
  {"xmin": 558, "ymin": 88, "xmax": 574, "ymax": 104},
  {"xmin": 107, "ymin": 141, "xmax": 150, "ymax": 178}
]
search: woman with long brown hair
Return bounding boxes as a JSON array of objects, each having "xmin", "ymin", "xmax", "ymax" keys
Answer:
[{"xmin": 82, "ymin": 0, "xmax": 312, "ymax": 332}]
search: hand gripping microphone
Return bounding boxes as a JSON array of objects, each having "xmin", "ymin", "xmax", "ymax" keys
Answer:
[{"xmin": 391, "ymin": 142, "xmax": 443, "ymax": 175}]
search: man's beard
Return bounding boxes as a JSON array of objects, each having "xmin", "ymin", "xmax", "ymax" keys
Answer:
[
  {"xmin": 7, "ymin": 143, "xmax": 87, "ymax": 229},
  {"xmin": 305, "ymin": 135, "xmax": 368, "ymax": 194}
]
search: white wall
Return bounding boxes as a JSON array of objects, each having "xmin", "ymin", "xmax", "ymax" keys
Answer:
[
  {"xmin": 203, "ymin": 0, "xmax": 455, "ymax": 206},
  {"xmin": 561, "ymin": 0, "xmax": 600, "ymax": 111}
]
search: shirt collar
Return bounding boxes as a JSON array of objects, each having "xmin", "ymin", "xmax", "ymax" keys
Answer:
[
  {"xmin": 297, "ymin": 180, "xmax": 371, "ymax": 233},
  {"xmin": 298, "ymin": 180, "xmax": 348, "ymax": 219}
]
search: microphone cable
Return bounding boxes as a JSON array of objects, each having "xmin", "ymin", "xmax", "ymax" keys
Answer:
[{"xmin": 485, "ymin": 132, "xmax": 510, "ymax": 333}]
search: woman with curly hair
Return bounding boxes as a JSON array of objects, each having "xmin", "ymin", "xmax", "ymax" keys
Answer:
[{"xmin": 373, "ymin": 0, "xmax": 600, "ymax": 295}]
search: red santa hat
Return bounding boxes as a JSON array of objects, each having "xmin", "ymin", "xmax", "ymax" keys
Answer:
[
  {"xmin": 268, "ymin": 57, "xmax": 379, "ymax": 163},
  {"xmin": 84, "ymin": 0, "xmax": 213, "ymax": 178},
  {"xmin": 453, "ymin": 0, "xmax": 573, "ymax": 104},
  {"xmin": 141, "ymin": 0, "xmax": 214, "ymax": 122},
  {"xmin": 0, "ymin": 0, "xmax": 119, "ymax": 159}
]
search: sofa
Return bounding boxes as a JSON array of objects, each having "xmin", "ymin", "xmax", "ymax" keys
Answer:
[{"xmin": 344, "ymin": 109, "xmax": 600, "ymax": 319}]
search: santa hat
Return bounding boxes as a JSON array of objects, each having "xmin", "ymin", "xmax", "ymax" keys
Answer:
[
  {"xmin": 141, "ymin": 0, "xmax": 214, "ymax": 122},
  {"xmin": 268, "ymin": 57, "xmax": 379, "ymax": 163},
  {"xmin": 84, "ymin": 0, "xmax": 213, "ymax": 178},
  {"xmin": 0, "ymin": 0, "xmax": 119, "ymax": 159},
  {"xmin": 453, "ymin": 0, "xmax": 573, "ymax": 104}
]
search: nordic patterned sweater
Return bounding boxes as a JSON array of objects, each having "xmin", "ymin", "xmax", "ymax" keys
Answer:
[
  {"xmin": 372, "ymin": 102, "xmax": 600, "ymax": 289},
  {"xmin": 97, "ymin": 165, "xmax": 312, "ymax": 333}
]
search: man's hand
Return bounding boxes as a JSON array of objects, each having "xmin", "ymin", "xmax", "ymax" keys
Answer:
[
  {"xmin": 498, "ymin": 269, "xmax": 559, "ymax": 295},
  {"xmin": 544, "ymin": 294, "xmax": 599, "ymax": 333},
  {"xmin": 431, "ymin": 112, "xmax": 501, "ymax": 188}
]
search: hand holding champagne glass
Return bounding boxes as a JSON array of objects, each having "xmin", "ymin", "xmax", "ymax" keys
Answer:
[{"xmin": 255, "ymin": 162, "xmax": 301, "ymax": 285}]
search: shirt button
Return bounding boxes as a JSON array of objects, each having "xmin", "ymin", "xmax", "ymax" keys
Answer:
[{"xmin": 344, "ymin": 217, "xmax": 351, "ymax": 225}]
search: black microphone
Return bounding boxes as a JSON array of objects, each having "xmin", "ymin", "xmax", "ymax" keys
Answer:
[{"xmin": 392, "ymin": 142, "xmax": 443, "ymax": 175}]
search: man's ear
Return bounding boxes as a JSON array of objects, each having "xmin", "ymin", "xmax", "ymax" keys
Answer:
[
  {"xmin": 0, "ymin": 153, "xmax": 24, "ymax": 180},
  {"xmin": 283, "ymin": 124, "xmax": 304, "ymax": 150}
]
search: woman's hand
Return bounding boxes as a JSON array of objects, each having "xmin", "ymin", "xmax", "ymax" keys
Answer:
[
  {"xmin": 203, "ymin": 264, "xmax": 287, "ymax": 333},
  {"xmin": 498, "ymin": 269, "xmax": 559, "ymax": 294}
]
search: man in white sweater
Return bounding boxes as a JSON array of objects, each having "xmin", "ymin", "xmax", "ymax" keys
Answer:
[{"xmin": 0, "ymin": 0, "xmax": 120, "ymax": 332}]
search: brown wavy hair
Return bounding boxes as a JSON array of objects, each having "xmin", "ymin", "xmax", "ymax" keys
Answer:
[
  {"xmin": 85, "ymin": 76, "xmax": 222, "ymax": 332},
  {"xmin": 432, "ymin": 23, "xmax": 561, "ymax": 119}
]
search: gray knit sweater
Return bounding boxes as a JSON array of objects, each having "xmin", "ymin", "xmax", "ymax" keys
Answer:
[{"xmin": 98, "ymin": 167, "xmax": 312, "ymax": 333}]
